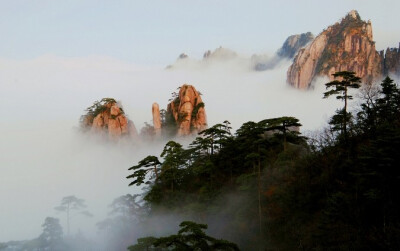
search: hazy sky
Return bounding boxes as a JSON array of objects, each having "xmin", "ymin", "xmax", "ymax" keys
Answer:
[
  {"xmin": 1, "ymin": 0, "xmax": 400, "ymax": 244},
  {"xmin": 1, "ymin": 0, "xmax": 400, "ymax": 64}
]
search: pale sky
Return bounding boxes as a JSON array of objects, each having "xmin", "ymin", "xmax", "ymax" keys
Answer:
[
  {"xmin": 1, "ymin": 0, "xmax": 400, "ymax": 243},
  {"xmin": 1, "ymin": 0, "xmax": 400, "ymax": 64}
]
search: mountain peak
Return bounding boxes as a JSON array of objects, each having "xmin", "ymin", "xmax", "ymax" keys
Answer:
[
  {"xmin": 347, "ymin": 10, "xmax": 360, "ymax": 20},
  {"xmin": 287, "ymin": 10, "xmax": 381, "ymax": 89}
]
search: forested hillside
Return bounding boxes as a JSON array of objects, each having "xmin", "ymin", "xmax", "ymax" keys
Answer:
[
  {"xmin": 3, "ymin": 74, "xmax": 398, "ymax": 250},
  {"xmin": 127, "ymin": 74, "xmax": 400, "ymax": 250}
]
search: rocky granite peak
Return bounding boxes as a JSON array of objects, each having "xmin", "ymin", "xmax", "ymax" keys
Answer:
[
  {"xmin": 277, "ymin": 32, "xmax": 314, "ymax": 59},
  {"xmin": 287, "ymin": 10, "xmax": 382, "ymax": 89},
  {"xmin": 166, "ymin": 84, "xmax": 207, "ymax": 136},
  {"xmin": 383, "ymin": 44, "xmax": 400, "ymax": 76},
  {"xmin": 152, "ymin": 102, "xmax": 162, "ymax": 137},
  {"xmin": 80, "ymin": 98, "xmax": 137, "ymax": 139}
]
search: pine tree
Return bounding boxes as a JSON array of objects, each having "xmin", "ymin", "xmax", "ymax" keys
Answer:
[{"xmin": 324, "ymin": 71, "xmax": 361, "ymax": 143}]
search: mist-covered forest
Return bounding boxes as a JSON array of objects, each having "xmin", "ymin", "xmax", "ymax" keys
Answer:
[{"xmin": 2, "ymin": 74, "xmax": 399, "ymax": 250}]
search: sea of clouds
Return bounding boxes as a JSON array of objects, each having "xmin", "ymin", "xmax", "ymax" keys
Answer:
[{"xmin": 0, "ymin": 54, "xmax": 343, "ymax": 242}]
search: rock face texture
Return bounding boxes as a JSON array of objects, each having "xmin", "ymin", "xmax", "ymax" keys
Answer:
[
  {"xmin": 277, "ymin": 32, "xmax": 314, "ymax": 59},
  {"xmin": 152, "ymin": 102, "xmax": 162, "ymax": 137},
  {"xmin": 166, "ymin": 84, "xmax": 207, "ymax": 136},
  {"xmin": 81, "ymin": 98, "xmax": 137, "ymax": 139},
  {"xmin": 287, "ymin": 10, "xmax": 383, "ymax": 89},
  {"xmin": 383, "ymin": 45, "xmax": 400, "ymax": 76}
]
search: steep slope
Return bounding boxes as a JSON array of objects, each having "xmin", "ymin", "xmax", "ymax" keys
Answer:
[
  {"xmin": 383, "ymin": 45, "xmax": 400, "ymax": 76},
  {"xmin": 287, "ymin": 10, "xmax": 382, "ymax": 89}
]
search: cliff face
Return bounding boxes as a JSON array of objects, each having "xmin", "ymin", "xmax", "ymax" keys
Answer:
[
  {"xmin": 152, "ymin": 102, "xmax": 162, "ymax": 137},
  {"xmin": 81, "ymin": 98, "xmax": 137, "ymax": 139},
  {"xmin": 277, "ymin": 32, "xmax": 314, "ymax": 59},
  {"xmin": 287, "ymin": 10, "xmax": 382, "ymax": 89},
  {"xmin": 166, "ymin": 84, "xmax": 207, "ymax": 136},
  {"xmin": 383, "ymin": 45, "xmax": 400, "ymax": 76}
]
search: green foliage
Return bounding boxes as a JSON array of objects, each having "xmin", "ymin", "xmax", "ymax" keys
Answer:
[
  {"xmin": 124, "ymin": 76, "xmax": 400, "ymax": 250},
  {"xmin": 324, "ymin": 71, "xmax": 361, "ymax": 101},
  {"xmin": 127, "ymin": 156, "xmax": 161, "ymax": 186},
  {"xmin": 128, "ymin": 221, "xmax": 239, "ymax": 251},
  {"xmin": 324, "ymin": 71, "xmax": 361, "ymax": 142},
  {"xmin": 264, "ymin": 76, "xmax": 400, "ymax": 250},
  {"xmin": 128, "ymin": 237, "xmax": 158, "ymax": 251},
  {"xmin": 165, "ymin": 86, "xmax": 206, "ymax": 136},
  {"xmin": 328, "ymin": 108, "xmax": 352, "ymax": 134},
  {"xmin": 168, "ymin": 88, "xmax": 181, "ymax": 107},
  {"xmin": 191, "ymin": 102, "xmax": 205, "ymax": 119},
  {"xmin": 127, "ymin": 118, "xmax": 305, "ymax": 249},
  {"xmin": 177, "ymin": 111, "xmax": 188, "ymax": 123},
  {"xmin": 375, "ymin": 76, "xmax": 400, "ymax": 122},
  {"xmin": 80, "ymin": 97, "xmax": 118, "ymax": 126}
]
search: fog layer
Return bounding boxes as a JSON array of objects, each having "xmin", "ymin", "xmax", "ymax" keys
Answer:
[{"xmin": 0, "ymin": 55, "xmax": 341, "ymax": 242}]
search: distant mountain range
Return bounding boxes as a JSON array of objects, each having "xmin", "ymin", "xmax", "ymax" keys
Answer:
[
  {"xmin": 167, "ymin": 10, "xmax": 400, "ymax": 89},
  {"xmin": 287, "ymin": 10, "xmax": 400, "ymax": 89}
]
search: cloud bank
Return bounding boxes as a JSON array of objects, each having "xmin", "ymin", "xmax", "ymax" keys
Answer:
[{"xmin": 0, "ymin": 55, "xmax": 343, "ymax": 242}]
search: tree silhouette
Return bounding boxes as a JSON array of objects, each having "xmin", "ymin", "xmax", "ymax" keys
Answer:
[
  {"xmin": 55, "ymin": 196, "xmax": 92, "ymax": 236},
  {"xmin": 127, "ymin": 155, "xmax": 161, "ymax": 186},
  {"xmin": 376, "ymin": 76, "xmax": 400, "ymax": 123},
  {"xmin": 324, "ymin": 71, "xmax": 361, "ymax": 142},
  {"xmin": 196, "ymin": 122, "xmax": 232, "ymax": 156},
  {"xmin": 261, "ymin": 116, "xmax": 302, "ymax": 151},
  {"xmin": 38, "ymin": 217, "xmax": 66, "ymax": 250},
  {"xmin": 160, "ymin": 141, "xmax": 186, "ymax": 192},
  {"xmin": 97, "ymin": 194, "xmax": 146, "ymax": 251},
  {"xmin": 128, "ymin": 221, "xmax": 239, "ymax": 251}
]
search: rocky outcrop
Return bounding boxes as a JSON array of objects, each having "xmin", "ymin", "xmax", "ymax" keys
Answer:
[
  {"xmin": 152, "ymin": 103, "xmax": 162, "ymax": 137},
  {"xmin": 287, "ymin": 10, "xmax": 383, "ymax": 89},
  {"xmin": 166, "ymin": 84, "xmax": 207, "ymax": 136},
  {"xmin": 203, "ymin": 47, "xmax": 237, "ymax": 60},
  {"xmin": 81, "ymin": 98, "xmax": 137, "ymax": 139},
  {"xmin": 254, "ymin": 32, "xmax": 314, "ymax": 71},
  {"xmin": 383, "ymin": 45, "xmax": 400, "ymax": 76},
  {"xmin": 178, "ymin": 53, "xmax": 188, "ymax": 59},
  {"xmin": 166, "ymin": 47, "xmax": 239, "ymax": 70},
  {"xmin": 277, "ymin": 32, "xmax": 314, "ymax": 59}
]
